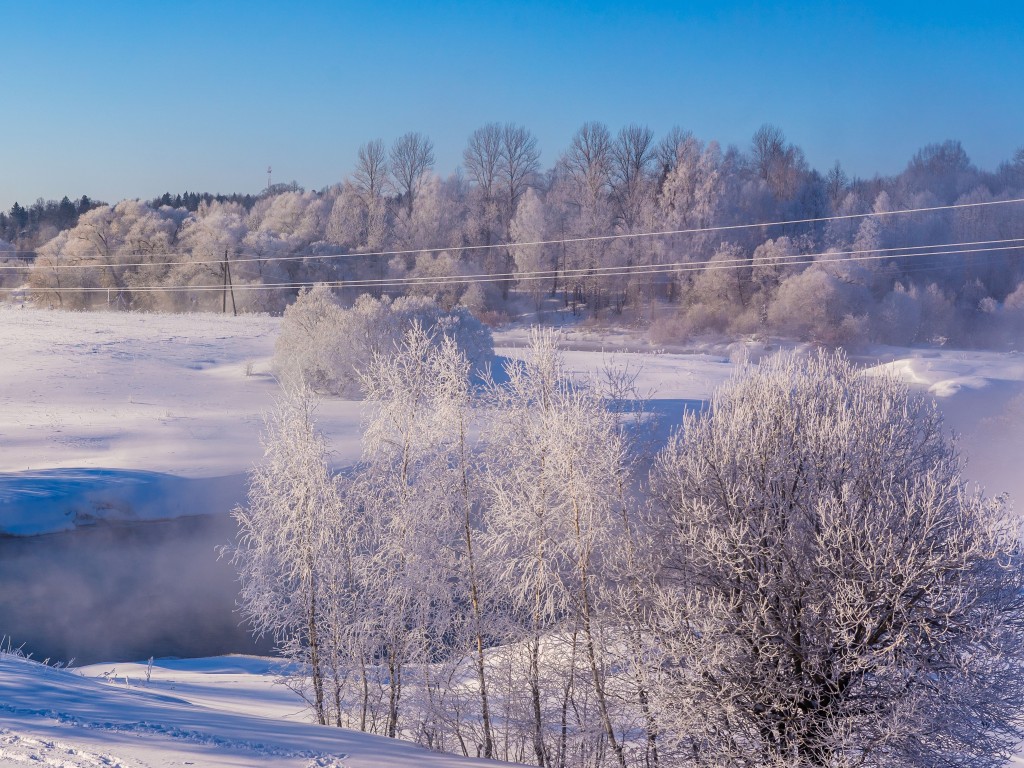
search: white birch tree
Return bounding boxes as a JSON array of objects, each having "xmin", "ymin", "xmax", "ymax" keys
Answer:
[
  {"xmin": 230, "ymin": 383, "xmax": 342, "ymax": 725},
  {"xmin": 482, "ymin": 329, "xmax": 634, "ymax": 767}
]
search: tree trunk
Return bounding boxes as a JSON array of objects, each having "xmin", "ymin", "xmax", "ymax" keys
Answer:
[
  {"xmin": 460, "ymin": 416, "xmax": 494, "ymax": 759},
  {"xmin": 307, "ymin": 570, "xmax": 326, "ymax": 725},
  {"xmin": 530, "ymin": 633, "xmax": 547, "ymax": 767},
  {"xmin": 570, "ymin": 487, "xmax": 626, "ymax": 768},
  {"xmin": 387, "ymin": 648, "xmax": 401, "ymax": 738}
]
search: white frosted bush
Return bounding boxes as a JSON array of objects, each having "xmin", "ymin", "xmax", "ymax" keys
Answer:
[
  {"xmin": 767, "ymin": 265, "xmax": 871, "ymax": 344},
  {"xmin": 652, "ymin": 350, "xmax": 1024, "ymax": 767},
  {"xmin": 274, "ymin": 288, "xmax": 493, "ymax": 397},
  {"xmin": 273, "ymin": 284, "xmax": 346, "ymax": 392}
]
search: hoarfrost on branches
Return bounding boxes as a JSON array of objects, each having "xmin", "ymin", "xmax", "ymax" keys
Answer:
[{"xmin": 651, "ymin": 350, "xmax": 1024, "ymax": 767}]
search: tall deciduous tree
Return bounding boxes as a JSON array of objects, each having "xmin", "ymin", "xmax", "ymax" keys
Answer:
[
  {"xmin": 464, "ymin": 122, "xmax": 540, "ymax": 296},
  {"xmin": 483, "ymin": 329, "xmax": 632, "ymax": 768},
  {"xmin": 353, "ymin": 139, "xmax": 390, "ymax": 204},
  {"xmin": 563, "ymin": 121, "xmax": 613, "ymax": 213},
  {"xmin": 390, "ymin": 132, "xmax": 435, "ymax": 216},
  {"xmin": 498, "ymin": 122, "xmax": 541, "ymax": 221},
  {"xmin": 464, "ymin": 123, "xmax": 503, "ymax": 205},
  {"xmin": 510, "ymin": 187, "xmax": 555, "ymax": 306},
  {"xmin": 751, "ymin": 123, "xmax": 808, "ymax": 200},
  {"xmin": 611, "ymin": 124, "xmax": 655, "ymax": 230},
  {"xmin": 364, "ymin": 325, "xmax": 498, "ymax": 756}
]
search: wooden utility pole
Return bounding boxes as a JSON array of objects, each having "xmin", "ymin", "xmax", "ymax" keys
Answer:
[
  {"xmin": 226, "ymin": 250, "xmax": 237, "ymax": 316},
  {"xmin": 223, "ymin": 248, "xmax": 237, "ymax": 316}
]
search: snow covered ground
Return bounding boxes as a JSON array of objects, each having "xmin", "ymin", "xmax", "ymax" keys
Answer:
[
  {"xmin": 1, "ymin": 306, "xmax": 1022, "ymax": 765},
  {"xmin": 0, "ymin": 308, "xmax": 741, "ymax": 536},
  {"xmin": 0, "ymin": 307, "xmax": 283, "ymax": 477},
  {"xmin": 0, "ymin": 652, "xmax": 493, "ymax": 766},
  {"xmin": 865, "ymin": 348, "xmax": 1024, "ymax": 504},
  {"xmin": 2, "ymin": 307, "xmax": 1018, "ymax": 535},
  {"xmin": 0, "ymin": 307, "xmax": 360, "ymax": 536}
]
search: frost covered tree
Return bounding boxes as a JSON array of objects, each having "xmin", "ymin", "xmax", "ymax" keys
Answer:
[
  {"xmin": 173, "ymin": 200, "xmax": 249, "ymax": 311},
  {"xmin": 464, "ymin": 122, "xmax": 539, "ymax": 217},
  {"xmin": 355, "ymin": 324, "xmax": 503, "ymax": 752},
  {"xmin": 273, "ymin": 289, "xmax": 493, "ymax": 397},
  {"xmin": 230, "ymin": 384, "xmax": 343, "ymax": 725},
  {"xmin": 904, "ymin": 140, "xmax": 975, "ymax": 203},
  {"xmin": 273, "ymin": 284, "xmax": 347, "ymax": 392},
  {"xmin": 656, "ymin": 136, "xmax": 722, "ymax": 279},
  {"xmin": 651, "ymin": 350, "xmax": 1024, "ymax": 767},
  {"xmin": 483, "ymin": 329, "xmax": 634, "ymax": 767},
  {"xmin": 751, "ymin": 123, "xmax": 808, "ymax": 200},
  {"xmin": 462, "ymin": 123, "xmax": 506, "ymax": 260},
  {"xmin": 824, "ymin": 161, "xmax": 848, "ymax": 211},
  {"xmin": 767, "ymin": 264, "xmax": 871, "ymax": 344},
  {"xmin": 510, "ymin": 188, "xmax": 555, "ymax": 307},
  {"xmin": 498, "ymin": 123, "xmax": 541, "ymax": 222},
  {"xmin": 560, "ymin": 122, "xmax": 614, "ymax": 241},
  {"xmin": 682, "ymin": 243, "xmax": 752, "ymax": 333},
  {"xmin": 358, "ymin": 325, "xmax": 447, "ymax": 737},
  {"xmin": 390, "ymin": 173, "xmax": 463, "ymax": 253},
  {"xmin": 463, "ymin": 122, "xmax": 540, "ymax": 296},
  {"xmin": 29, "ymin": 201, "xmax": 182, "ymax": 309}
]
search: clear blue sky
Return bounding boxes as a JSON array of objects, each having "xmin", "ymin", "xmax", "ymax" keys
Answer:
[{"xmin": 2, "ymin": 0, "xmax": 1022, "ymax": 211}]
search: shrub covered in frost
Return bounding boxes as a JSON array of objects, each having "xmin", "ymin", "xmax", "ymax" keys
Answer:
[{"xmin": 274, "ymin": 286, "xmax": 493, "ymax": 396}]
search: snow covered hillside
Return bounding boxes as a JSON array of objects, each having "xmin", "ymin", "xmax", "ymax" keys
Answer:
[
  {"xmin": 0, "ymin": 306, "xmax": 370, "ymax": 483},
  {"xmin": 866, "ymin": 349, "xmax": 1024, "ymax": 504},
  {"xmin": 0, "ymin": 652, "xmax": 494, "ymax": 766}
]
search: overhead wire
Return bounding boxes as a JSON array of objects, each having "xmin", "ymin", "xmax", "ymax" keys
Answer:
[
  {"xmin": 14, "ymin": 234, "xmax": 1024, "ymax": 286},
  {"xmin": 41, "ymin": 240, "xmax": 1024, "ymax": 293},
  {"xmin": 4, "ymin": 195, "xmax": 1024, "ymax": 271}
]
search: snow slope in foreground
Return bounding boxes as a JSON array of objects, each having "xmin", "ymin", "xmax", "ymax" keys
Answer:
[{"xmin": 0, "ymin": 653, "xmax": 493, "ymax": 767}]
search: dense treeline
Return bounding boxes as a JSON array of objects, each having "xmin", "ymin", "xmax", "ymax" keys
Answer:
[
  {"xmin": 13, "ymin": 125, "xmax": 1024, "ymax": 346},
  {"xmin": 0, "ymin": 190, "xmax": 261, "ymax": 250},
  {"xmin": 148, "ymin": 190, "xmax": 263, "ymax": 213},
  {"xmin": 0, "ymin": 195, "xmax": 102, "ymax": 250},
  {"xmin": 230, "ymin": 333, "xmax": 1024, "ymax": 767}
]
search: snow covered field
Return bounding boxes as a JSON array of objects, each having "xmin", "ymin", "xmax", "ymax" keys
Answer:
[
  {"xmin": 1, "ymin": 306, "xmax": 1022, "ymax": 766},
  {"xmin": 1, "ymin": 307, "xmax": 1020, "ymax": 535},
  {"xmin": 0, "ymin": 308, "xmax": 740, "ymax": 536}
]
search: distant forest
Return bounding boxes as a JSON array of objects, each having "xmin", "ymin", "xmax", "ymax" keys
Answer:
[
  {"xmin": 3, "ymin": 124, "xmax": 1023, "ymax": 348},
  {"xmin": 0, "ymin": 191, "xmax": 263, "ymax": 246}
]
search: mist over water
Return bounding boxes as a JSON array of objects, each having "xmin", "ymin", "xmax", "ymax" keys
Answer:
[{"xmin": 0, "ymin": 513, "xmax": 273, "ymax": 665}]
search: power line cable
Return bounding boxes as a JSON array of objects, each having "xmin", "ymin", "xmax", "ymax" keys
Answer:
[
  {"xmin": 39, "ymin": 241, "xmax": 1024, "ymax": 293},
  {"xmin": 6, "ymin": 196, "xmax": 1024, "ymax": 270},
  {"xmin": 9, "ymin": 232, "xmax": 1023, "ymax": 278}
]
